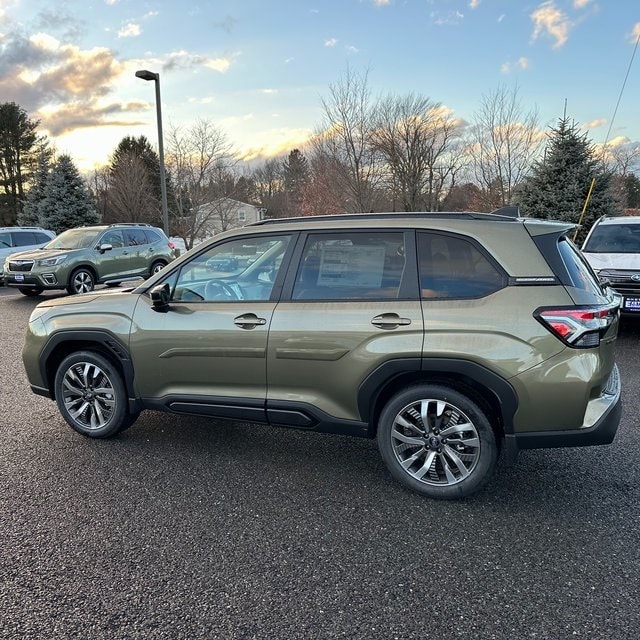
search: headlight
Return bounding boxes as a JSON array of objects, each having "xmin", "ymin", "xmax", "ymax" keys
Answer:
[{"xmin": 36, "ymin": 255, "xmax": 68, "ymax": 267}]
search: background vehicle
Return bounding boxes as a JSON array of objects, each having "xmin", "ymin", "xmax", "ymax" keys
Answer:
[
  {"xmin": 22, "ymin": 211, "xmax": 621, "ymax": 499},
  {"xmin": 582, "ymin": 215, "xmax": 640, "ymax": 314},
  {"xmin": 4, "ymin": 223, "xmax": 176, "ymax": 296},
  {"xmin": 0, "ymin": 227, "xmax": 55, "ymax": 284}
]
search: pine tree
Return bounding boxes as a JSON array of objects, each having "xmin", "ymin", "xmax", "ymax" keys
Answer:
[
  {"xmin": 517, "ymin": 117, "xmax": 620, "ymax": 240},
  {"xmin": 39, "ymin": 154, "xmax": 99, "ymax": 234},
  {"xmin": 282, "ymin": 149, "xmax": 310, "ymax": 215},
  {"xmin": 18, "ymin": 151, "xmax": 50, "ymax": 226}
]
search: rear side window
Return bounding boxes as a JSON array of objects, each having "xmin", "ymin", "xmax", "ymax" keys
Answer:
[
  {"xmin": 0, "ymin": 232, "xmax": 12, "ymax": 248},
  {"xmin": 145, "ymin": 229, "xmax": 162, "ymax": 244},
  {"xmin": 292, "ymin": 232, "xmax": 406, "ymax": 300},
  {"xmin": 558, "ymin": 238, "xmax": 602, "ymax": 295},
  {"xmin": 34, "ymin": 232, "xmax": 52, "ymax": 244},
  {"xmin": 418, "ymin": 232, "xmax": 505, "ymax": 299}
]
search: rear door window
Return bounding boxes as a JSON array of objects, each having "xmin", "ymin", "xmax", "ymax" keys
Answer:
[
  {"xmin": 558, "ymin": 238, "xmax": 603, "ymax": 295},
  {"xmin": 12, "ymin": 231, "xmax": 39, "ymax": 246},
  {"xmin": 124, "ymin": 229, "xmax": 148, "ymax": 246}
]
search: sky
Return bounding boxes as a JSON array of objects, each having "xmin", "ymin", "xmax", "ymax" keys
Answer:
[{"xmin": 1, "ymin": 0, "xmax": 639, "ymax": 172}]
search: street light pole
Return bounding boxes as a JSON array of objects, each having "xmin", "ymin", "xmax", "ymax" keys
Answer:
[{"xmin": 135, "ymin": 69, "xmax": 169, "ymax": 236}]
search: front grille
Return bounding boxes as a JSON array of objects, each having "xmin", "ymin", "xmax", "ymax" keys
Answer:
[
  {"xmin": 599, "ymin": 269, "xmax": 640, "ymax": 296},
  {"xmin": 8, "ymin": 260, "xmax": 34, "ymax": 272}
]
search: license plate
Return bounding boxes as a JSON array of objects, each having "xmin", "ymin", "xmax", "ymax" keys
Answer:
[
  {"xmin": 15, "ymin": 274, "xmax": 24, "ymax": 282},
  {"xmin": 623, "ymin": 297, "xmax": 640, "ymax": 311}
]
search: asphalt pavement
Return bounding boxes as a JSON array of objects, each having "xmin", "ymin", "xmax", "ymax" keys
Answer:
[{"xmin": 1, "ymin": 286, "xmax": 639, "ymax": 639}]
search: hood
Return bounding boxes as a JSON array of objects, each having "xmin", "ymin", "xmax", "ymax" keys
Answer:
[
  {"xmin": 35, "ymin": 286, "xmax": 138, "ymax": 309},
  {"xmin": 7, "ymin": 247, "xmax": 80, "ymax": 261},
  {"xmin": 583, "ymin": 252, "xmax": 640, "ymax": 271}
]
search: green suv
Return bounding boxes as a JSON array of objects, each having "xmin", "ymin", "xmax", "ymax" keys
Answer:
[
  {"xmin": 4, "ymin": 223, "xmax": 176, "ymax": 296},
  {"xmin": 21, "ymin": 211, "xmax": 622, "ymax": 499}
]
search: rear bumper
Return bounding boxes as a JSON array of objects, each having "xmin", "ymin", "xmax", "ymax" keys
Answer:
[{"xmin": 504, "ymin": 364, "xmax": 622, "ymax": 463}]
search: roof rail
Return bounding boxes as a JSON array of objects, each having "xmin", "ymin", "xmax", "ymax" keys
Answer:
[
  {"xmin": 247, "ymin": 210, "xmax": 520, "ymax": 226},
  {"xmin": 0, "ymin": 226, "xmax": 48, "ymax": 231},
  {"xmin": 107, "ymin": 222, "xmax": 153, "ymax": 227}
]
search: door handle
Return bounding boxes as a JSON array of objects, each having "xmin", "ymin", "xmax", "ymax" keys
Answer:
[
  {"xmin": 371, "ymin": 313, "xmax": 411, "ymax": 329},
  {"xmin": 234, "ymin": 313, "xmax": 267, "ymax": 329}
]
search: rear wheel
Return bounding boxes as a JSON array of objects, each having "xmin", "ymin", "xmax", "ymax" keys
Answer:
[
  {"xmin": 377, "ymin": 384, "xmax": 498, "ymax": 499},
  {"xmin": 18, "ymin": 287, "xmax": 43, "ymax": 296},
  {"xmin": 150, "ymin": 260, "xmax": 167, "ymax": 275},
  {"xmin": 67, "ymin": 268, "xmax": 95, "ymax": 295},
  {"xmin": 54, "ymin": 351, "xmax": 138, "ymax": 438}
]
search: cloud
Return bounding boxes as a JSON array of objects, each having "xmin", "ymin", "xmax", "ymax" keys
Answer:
[
  {"xmin": 324, "ymin": 38, "xmax": 338, "ymax": 47},
  {"xmin": 573, "ymin": 0, "xmax": 591, "ymax": 7},
  {"xmin": 34, "ymin": 7, "xmax": 86, "ymax": 42},
  {"xmin": 214, "ymin": 16, "xmax": 237, "ymax": 33},
  {"xmin": 238, "ymin": 127, "xmax": 314, "ymax": 162},
  {"xmin": 431, "ymin": 10, "xmax": 465, "ymax": 26},
  {"xmin": 346, "ymin": 45, "xmax": 360, "ymax": 53},
  {"xmin": 372, "ymin": 0, "xmax": 391, "ymax": 6},
  {"xmin": 500, "ymin": 57, "xmax": 530, "ymax": 73},
  {"xmin": 531, "ymin": 1, "xmax": 572, "ymax": 48},
  {"xmin": 469, "ymin": 0, "xmax": 481, "ymax": 8},
  {"xmin": 261, "ymin": 89, "xmax": 278, "ymax": 94},
  {"xmin": 583, "ymin": 118, "xmax": 606, "ymax": 129},
  {"xmin": 631, "ymin": 22, "xmax": 640, "ymax": 43},
  {"xmin": 118, "ymin": 23, "xmax": 141, "ymax": 38},
  {"xmin": 498, "ymin": 14, "xmax": 506, "ymax": 22},
  {"xmin": 161, "ymin": 50, "xmax": 236, "ymax": 73}
]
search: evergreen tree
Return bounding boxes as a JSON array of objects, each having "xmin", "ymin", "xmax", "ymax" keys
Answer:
[
  {"xmin": 18, "ymin": 151, "xmax": 50, "ymax": 226},
  {"xmin": 39, "ymin": 154, "xmax": 99, "ymax": 234},
  {"xmin": 282, "ymin": 149, "xmax": 310, "ymax": 215},
  {"xmin": 517, "ymin": 117, "xmax": 620, "ymax": 240}
]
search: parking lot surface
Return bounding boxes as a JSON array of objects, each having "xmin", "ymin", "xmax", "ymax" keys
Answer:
[{"xmin": 1, "ymin": 286, "xmax": 639, "ymax": 639}]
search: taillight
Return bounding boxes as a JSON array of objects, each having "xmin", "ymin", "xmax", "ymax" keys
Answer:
[
  {"xmin": 168, "ymin": 242, "xmax": 175, "ymax": 250},
  {"xmin": 535, "ymin": 304, "xmax": 619, "ymax": 348}
]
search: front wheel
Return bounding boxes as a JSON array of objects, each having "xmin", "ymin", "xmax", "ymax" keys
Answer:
[
  {"xmin": 67, "ymin": 268, "xmax": 95, "ymax": 295},
  {"xmin": 377, "ymin": 384, "xmax": 498, "ymax": 499},
  {"xmin": 18, "ymin": 287, "xmax": 43, "ymax": 297},
  {"xmin": 54, "ymin": 351, "xmax": 138, "ymax": 438}
]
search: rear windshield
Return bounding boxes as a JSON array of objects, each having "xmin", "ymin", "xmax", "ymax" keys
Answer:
[
  {"xmin": 583, "ymin": 222, "xmax": 640, "ymax": 253},
  {"xmin": 559, "ymin": 238, "xmax": 602, "ymax": 295}
]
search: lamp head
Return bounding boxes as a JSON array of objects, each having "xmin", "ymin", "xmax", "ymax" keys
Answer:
[{"xmin": 135, "ymin": 69, "xmax": 157, "ymax": 81}]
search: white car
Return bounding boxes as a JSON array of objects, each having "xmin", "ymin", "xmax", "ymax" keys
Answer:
[
  {"xmin": 582, "ymin": 216, "xmax": 640, "ymax": 314},
  {"xmin": 0, "ymin": 227, "xmax": 56, "ymax": 284}
]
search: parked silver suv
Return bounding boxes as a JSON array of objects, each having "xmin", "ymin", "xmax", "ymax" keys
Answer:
[{"xmin": 0, "ymin": 227, "xmax": 55, "ymax": 284}]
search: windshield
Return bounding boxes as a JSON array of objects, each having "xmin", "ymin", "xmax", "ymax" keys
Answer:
[
  {"xmin": 583, "ymin": 223, "xmax": 640, "ymax": 253},
  {"xmin": 44, "ymin": 228, "xmax": 101, "ymax": 250}
]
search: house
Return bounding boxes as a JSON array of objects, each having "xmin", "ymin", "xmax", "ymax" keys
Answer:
[{"xmin": 195, "ymin": 198, "xmax": 267, "ymax": 238}]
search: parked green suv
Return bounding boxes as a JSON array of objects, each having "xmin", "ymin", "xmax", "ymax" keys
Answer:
[
  {"xmin": 4, "ymin": 223, "xmax": 176, "ymax": 296},
  {"xmin": 21, "ymin": 211, "xmax": 622, "ymax": 499}
]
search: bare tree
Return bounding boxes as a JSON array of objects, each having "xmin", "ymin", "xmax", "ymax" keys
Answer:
[
  {"xmin": 106, "ymin": 153, "xmax": 157, "ymax": 223},
  {"xmin": 166, "ymin": 118, "xmax": 236, "ymax": 248},
  {"xmin": 371, "ymin": 94, "xmax": 465, "ymax": 211},
  {"xmin": 252, "ymin": 157, "xmax": 287, "ymax": 218},
  {"xmin": 318, "ymin": 67, "xmax": 381, "ymax": 212},
  {"xmin": 470, "ymin": 85, "xmax": 543, "ymax": 210}
]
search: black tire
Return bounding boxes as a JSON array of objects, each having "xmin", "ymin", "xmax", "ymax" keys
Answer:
[
  {"xmin": 18, "ymin": 287, "xmax": 43, "ymax": 296},
  {"xmin": 150, "ymin": 260, "xmax": 167, "ymax": 275},
  {"xmin": 377, "ymin": 384, "xmax": 498, "ymax": 499},
  {"xmin": 67, "ymin": 268, "xmax": 95, "ymax": 295},
  {"xmin": 54, "ymin": 351, "xmax": 138, "ymax": 438}
]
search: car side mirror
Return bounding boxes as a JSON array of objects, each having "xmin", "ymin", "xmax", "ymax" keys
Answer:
[
  {"xmin": 98, "ymin": 243, "xmax": 113, "ymax": 253},
  {"xmin": 150, "ymin": 282, "xmax": 171, "ymax": 311}
]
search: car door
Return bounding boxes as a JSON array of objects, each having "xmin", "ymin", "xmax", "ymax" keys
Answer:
[
  {"xmin": 124, "ymin": 228, "xmax": 151, "ymax": 275},
  {"xmin": 266, "ymin": 230, "xmax": 424, "ymax": 429},
  {"xmin": 94, "ymin": 230, "xmax": 131, "ymax": 279},
  {"xmin": 129, "ymin": 232, "xmax": 294, "ymax": 421}
]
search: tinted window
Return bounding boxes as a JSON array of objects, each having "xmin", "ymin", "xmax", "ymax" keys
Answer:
[
  {"xmin": 0, "ymin": 232, "xmax": 12, "ymax": 248},
  {"xmin": 558, "ymin": 238, "xmax": 602, "ymax": 295},
  {"xmin": 34, "ymin": 232, "xmax": 52, "ymax": 244},
  {"xmin": 583, "ymin": 223, "xmax": 640, "ymax": 253},
  {"xmin": 418, "ymin": 232, "xmax": 504, "ymax": 299},
  {"xmin": 145, "ymin": 229, "xmax": 162, "ymax": 244},
  {"xmin": 293, "ymin": 232, "xmax": 406, "ymax": 300},
  {"xmin": 124, "ymin": 229, "xmax": 148, "ymax": 246},
  {"xmin": 12, "ymin": 231, "xmax": 38, "ymax": 246},
  {"xmin": 171, "ymin": 235, "xmax": 291, "ymax": 302}
]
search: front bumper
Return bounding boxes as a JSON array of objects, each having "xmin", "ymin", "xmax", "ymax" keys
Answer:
[
  {"xmin": 503, "ymin": 364, "xmax": 622, "ymax": 463},
  {"xmin": 3, "ymin": 271, "xmax": 61, "ymax": 289}
]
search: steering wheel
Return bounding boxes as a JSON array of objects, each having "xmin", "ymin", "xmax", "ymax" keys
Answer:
[{"xmin": 204, "ymin": 280, "xmax": 239, "ymax": 301}]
